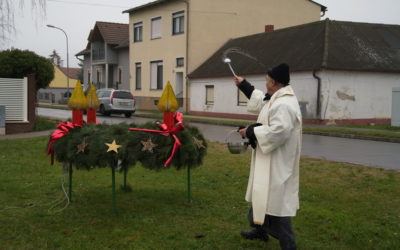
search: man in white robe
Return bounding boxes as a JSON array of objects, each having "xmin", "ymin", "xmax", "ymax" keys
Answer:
[{"xmin": 234, "ymin": 63, "xmax": 302, "ymax": 250}]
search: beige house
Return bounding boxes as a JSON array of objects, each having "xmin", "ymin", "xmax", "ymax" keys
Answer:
[{"xmin": 123, "ymin": 0, "xmax": 326, "ymax": 111}]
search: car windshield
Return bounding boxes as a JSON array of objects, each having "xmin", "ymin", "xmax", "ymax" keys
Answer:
[{"xmin": 114, "ymin": 91, "xmax": 133, "ymax": 99}]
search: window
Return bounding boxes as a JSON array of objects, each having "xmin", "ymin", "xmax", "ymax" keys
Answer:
[
  {"xmin": 87, "ymin": 71, "xmax": 91, "ymax": 84},
  {"xmin": 176, "ymin": 57, "xmax": 184, "ymax": 67},
  {"xmin": 96, "ymin": 69, "xmax": 102, "ymax": 83},
  {"xmin": 118, "ymin": 68, "xmax": 122, "ymax": 83},
  {"xmin": 172, "ymin": 11, "xmax": 184, "ymax": 35},
  {"xmin": 151, "ymin": 17, "xmax": 162, "ymax": 39},
  {"xmin": 150, "ymin": 61, "xmax": 163, "ymax": 90},
  {"xmin": 135, "ymin": 63, "xmax": 141, "ymax": 90},
  {"xmin": 133, "ymin": 22, "xmax": 143, "ymax": 42},
  {"xmin": 206, "ymin": 85, "xmax": 214, "ymax": 105},
  {"xmin": 238, "ymin": 89, "xmax": 247, "ymax": 106}
]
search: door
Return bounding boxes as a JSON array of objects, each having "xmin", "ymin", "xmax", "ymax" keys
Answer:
[{"xmin": 175, "ymin": 72, "xmax": 183, "ymax": 98}]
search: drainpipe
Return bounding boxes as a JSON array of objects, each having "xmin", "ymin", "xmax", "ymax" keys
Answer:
[
  {"xmin": 313, "ymin": 70, "xmax": 321, "ymax": 118},
  {"xmin": 183, "ymin": 0, "xmax": 190, "ymax": 114},
  {"xmin": 313, "ymin": 19, "xmax": 330, "ymax": 120}
]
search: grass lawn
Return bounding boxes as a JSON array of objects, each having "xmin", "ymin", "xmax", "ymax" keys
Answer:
[
  {"xmin": 34, "ymin": 117, "xmax": 59, "ymax": 131},
  {"xmin": 0, "ymin": 137, "xmax": 399, "ymax": 249}
]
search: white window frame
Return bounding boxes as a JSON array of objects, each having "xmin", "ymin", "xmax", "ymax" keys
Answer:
[
  {"xmin": 150, "ymin": 61, "xmax": 163, "ymax": 90},
  {"xmin": 133, "ymin": 22, "xmax": 143, "ymax": 42},
  {"xmin": 205, "ymin": 85, "xmax": 214, "ymax": 105},
  {"xmin": 135, "ymin": 62, "xmax": 142, "ymax": 90},
  {"xmin": 172, "ymin": 11, "xmax": 184, "ymax": 35},
  {"xmin": 237, "ymin": 89, "xmax": 248, "ymax": 106}
]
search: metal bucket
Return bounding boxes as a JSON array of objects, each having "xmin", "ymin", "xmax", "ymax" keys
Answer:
[{"xmin": 226, "ymin": 129, "xmax": 249, "ymax": 154}]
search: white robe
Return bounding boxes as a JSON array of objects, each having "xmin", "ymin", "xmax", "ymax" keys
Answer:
[{"xmin": 245, "ymin": 85, "xmax": 302, "ymax": 225}]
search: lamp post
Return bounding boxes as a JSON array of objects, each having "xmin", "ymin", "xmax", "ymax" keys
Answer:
[{"xmin": 47, "ymin": 24, "xmax": 70, "ymax": 97}]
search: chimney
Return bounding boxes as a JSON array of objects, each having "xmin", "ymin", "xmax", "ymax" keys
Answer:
[{"xmin": 265, "ymin": 25, "xmax": 274, "ymax": 32}]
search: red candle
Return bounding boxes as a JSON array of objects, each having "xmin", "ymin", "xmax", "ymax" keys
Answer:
[
  {"xmin": 164, "ymin": 112, "xmax": 175, "ymax": 130},
  {"xmin": 87, "ymin": 109, "xmax": 96, "ymax": 124},
  {"xmin": 72, "ymin": 109, "xmax": 83, "ymax": 125}
]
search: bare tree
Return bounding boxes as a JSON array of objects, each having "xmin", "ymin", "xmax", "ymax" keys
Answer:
[{"xmin": 0, "ymin": 0, "xmax": 46, "ymax": 45}]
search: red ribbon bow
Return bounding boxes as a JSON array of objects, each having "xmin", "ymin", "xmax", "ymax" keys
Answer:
[
  {"xmin": 46, "ymin": 121, "xmax": 81, "ymax": 165},
  {"xmin": 129, "ymin": 112, "xmax": 184, "ymax": 167}
]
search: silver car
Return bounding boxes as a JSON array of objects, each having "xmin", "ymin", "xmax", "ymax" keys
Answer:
[{"xmin": 96, "ymin": 89, "xmax": 136, "ymax": 118}]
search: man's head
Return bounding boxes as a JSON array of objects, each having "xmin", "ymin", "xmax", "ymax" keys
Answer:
[{"xmin": 265, "ymin": 63, "xmax": 290, "ymax": 94}]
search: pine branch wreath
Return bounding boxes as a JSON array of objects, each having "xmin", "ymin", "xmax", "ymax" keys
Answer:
[{"xmin": 52, "ymin": 122, "xmax": 207, "ymax": 171}]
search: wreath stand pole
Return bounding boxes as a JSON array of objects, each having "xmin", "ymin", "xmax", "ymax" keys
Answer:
[
  {"xmin": 111, "ymin": 164, "xmax": 117, "ymax": 215},
  {"xmin": 68, "ymin": 163, "xmax": 73, "ymax": 202},
  {"xmin": 187, "ymin": 166, "xmax": 192, "ymax": 203}
]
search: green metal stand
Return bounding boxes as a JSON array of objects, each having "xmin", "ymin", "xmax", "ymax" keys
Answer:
[
  {"xmin": 187, "ymin": 166, "xmax": 192, "ymax": 203},
  {"xmin": 68, "ymin": 163, "xmax": 73, "ymax": 202},
  {"xmin": 111, "ymin": 165, "xmax": 117, "ymax": 215},
  {"xmin": 124, "ymin": 167, "xmax": 128, "ymax": 189}
]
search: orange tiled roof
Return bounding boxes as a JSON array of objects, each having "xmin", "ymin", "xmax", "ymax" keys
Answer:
[{"xmin": 58, "ymin": 66, "xmax": 80, "ymax": 79}]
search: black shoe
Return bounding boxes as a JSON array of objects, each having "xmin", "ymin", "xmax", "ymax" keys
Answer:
[{"xmin": 240, "ymin": 229, "xmax": 269, "ymax": 242}]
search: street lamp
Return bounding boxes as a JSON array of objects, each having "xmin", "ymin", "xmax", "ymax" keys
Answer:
[{"xmin": 47, "ymin": 24, "xmax": 70, "ymax": 97}]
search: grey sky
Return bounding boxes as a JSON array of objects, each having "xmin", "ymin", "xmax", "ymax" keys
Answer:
[{"xmin": 2, "ymin": 0, "xmax": 400, "ymax": 68}]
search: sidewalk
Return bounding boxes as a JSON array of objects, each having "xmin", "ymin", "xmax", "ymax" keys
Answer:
[{"xmin": 0, "ymin": 130, "xmax": 53, "ymax": 140}]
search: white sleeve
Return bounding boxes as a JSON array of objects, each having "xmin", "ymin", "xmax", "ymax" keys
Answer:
[
  {"xmin": 247, "ymin": 89, "xmax": 265, "ymax": 114},
  {"xmin": 253, "ymin": 104, "xmax": 294, "ymax": 154}
]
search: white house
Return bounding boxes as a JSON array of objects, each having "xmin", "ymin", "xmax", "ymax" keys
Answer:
[{"xmin": 188, "ymin": 19, "xmax": 400, "ymax": 125}]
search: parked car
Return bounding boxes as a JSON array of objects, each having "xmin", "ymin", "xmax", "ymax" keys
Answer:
[{"xmin": 96, "ymin": 89, "xmax": 136, "ymax": 118}]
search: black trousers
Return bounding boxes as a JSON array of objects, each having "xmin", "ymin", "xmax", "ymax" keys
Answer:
[{"xmin": 247, "ymin": 207, "xmax": 297, "ymax": 250}]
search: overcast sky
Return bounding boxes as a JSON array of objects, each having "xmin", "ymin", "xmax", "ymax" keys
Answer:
[{"xmin": 2, "ymin": 0, "xmax": 400, "ymax": 68}]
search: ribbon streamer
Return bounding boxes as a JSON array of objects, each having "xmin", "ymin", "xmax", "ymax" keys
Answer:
[
  {"xmin": 46, "ymin": 121, "xmax": 81, "ymax": 165},
  {"xmin": 129, "ymin": 112, "xmax": 184, "ymax": 167}
]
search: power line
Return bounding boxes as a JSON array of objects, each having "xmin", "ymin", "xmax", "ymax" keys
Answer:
[{"xmin": 47, "ymin": 0, "xmax": 131, "ymax": 8}]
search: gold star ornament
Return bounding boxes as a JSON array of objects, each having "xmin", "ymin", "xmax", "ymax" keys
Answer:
[
  {"xmin": 105, "ymin": 140, "xmax": 122, "ymax": 153},
  {"xmin": 192, "ymin": 137, "xmax": 205, "ymax": 149},
  {"xmin": 141, "ymin": 138, "xmax": 157, "ymax": 153},
  {"xmin": 76, "ymin": 138, "xmax": 88, "ymax": 154}
]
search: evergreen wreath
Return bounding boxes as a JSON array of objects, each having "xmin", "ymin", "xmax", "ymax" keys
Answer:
[{"xmin": 53, "ymin": 122, "xmax": 207, "ymax": 171}]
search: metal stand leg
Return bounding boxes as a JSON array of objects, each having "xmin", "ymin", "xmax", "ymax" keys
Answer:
[
  {"xmin": 111, "ymin": 166, "xmax": 117, "ymax": 215},
  {"xmin": 187, "ymin": 167, "xmax": 192, "ymax": 203},
  {"xmin": 68, "ymin": 163, "xmax": 73, "ymax": 202}
]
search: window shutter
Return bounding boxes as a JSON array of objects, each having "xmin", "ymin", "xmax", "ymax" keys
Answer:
[{"xmin": 151, "ymin": 17, "xmax": 162, "ymax": 39}]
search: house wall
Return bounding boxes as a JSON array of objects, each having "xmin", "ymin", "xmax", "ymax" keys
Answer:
[
  {"xmin": 128, "ymin": 0, "xmax": 322, "ymax": 111},
  {"xmin": 320, "ymin": 70, "xmax": 400, "ymax": 124},
  {"xmin": 105, "ymin": 44, "xmax": 118, "ymax": 64},
  {"xmin": 189, "ymin": 70, "xmax": 400, "ymax": 125},
  {"xmin": 129, "ymin": 0, "xmax": 187, "ymax": 110},
  {"xmin": 189, "ymin": 72, "xmax": 318, "ymax": 118},
  {"xmin": 38, "ymin": 65, "xmax": 78, "ymax": 104},
  {"xmin": 48, "ymin": 66, "xmax": 71, "ymax": 88},
  {"xmin": 114, "ymin": 48, "xmax": 130, "ymax": 91},
  {"xmin": 83, "ymin": 54, "xmax": 91, "ymax": 85}
]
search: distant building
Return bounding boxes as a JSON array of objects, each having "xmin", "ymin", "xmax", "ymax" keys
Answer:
[
  {"xmin": 189, "ymin": 19, "xmax": 400, "ymax": 125},
  {"xmin": 123, "ymin": 0, "xmax": 326, "ymax": 111},
  {"xmin": 37, "ymin": 65, "xmax": 80, "ymax": 104},
  {"xmin": 76, "ymin": 21, "xmax": 130, "ymax": 91}
]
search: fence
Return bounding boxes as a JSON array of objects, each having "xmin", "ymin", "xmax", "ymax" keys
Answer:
[{"xmin": 0, "ymin": 77, "xmax": 28, "ymax": 122}]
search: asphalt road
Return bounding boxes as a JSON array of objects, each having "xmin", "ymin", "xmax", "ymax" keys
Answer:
[{"xmin": 37, "ymin": 107, "xmax": 400, "ymax": 170}]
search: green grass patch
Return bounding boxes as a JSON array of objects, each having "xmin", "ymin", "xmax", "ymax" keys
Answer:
[
  {"xmin": 303, "ymin": 127, "xmax": 400, "ymax": 139},
  {"xmin": 34, "ymin": 117, "xmax": 60, "ymax": 131},
  {"xmin": 1, "ymin": 137, "xmax": 399, "ymax": 249},
  {"xmin": 339, "ymin": 124, "xmax": 400, "ymax": 131}
]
